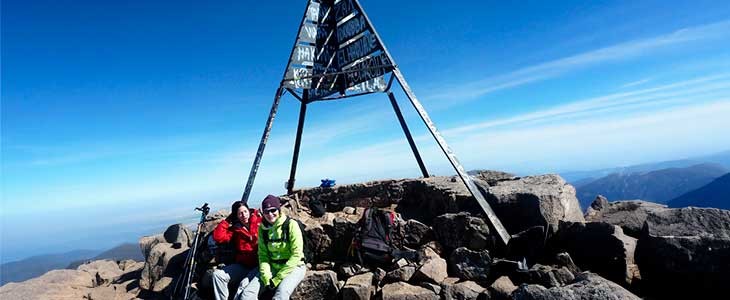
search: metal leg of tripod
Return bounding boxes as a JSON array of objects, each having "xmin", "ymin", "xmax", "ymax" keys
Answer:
[{"xmin": 183, "ymin": 222, "xmax": 203, "ymax": 299}]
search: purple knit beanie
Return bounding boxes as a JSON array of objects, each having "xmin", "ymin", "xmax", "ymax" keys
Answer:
[{"xmin": 261, "ymin": 195, "xmax": 281, "ymax": 210}]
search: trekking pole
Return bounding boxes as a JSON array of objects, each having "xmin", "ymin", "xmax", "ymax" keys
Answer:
[
  {"xmin": 183, "ymin": 203, "xmax": 210, "ymax": 299},
  {"xmin": 171, "ymin": 203, "xmax": 210, "ymax": 300}
]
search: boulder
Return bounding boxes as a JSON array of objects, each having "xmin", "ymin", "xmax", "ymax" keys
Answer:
[
  {"xmin": 635, "ymin": 207, "xmax": 730, "ymax": 297},
  {"xmin": 342, "ymin": 272, "xmax": 374, "ymax": 300},
  {"xmin": 291, "ymin": 270, "xmax": 339, "ymax": 300},
  {"xmin": 479, "ymin": 174, "xmax": 585, "ymax": 235},
  {"xmin": 399, "ymin": 177, "xmax": 477, "ymax": 222},
  {"xmin": 307, "ymin": 225, "xmax": 333, "ymax": 262},
  {"xmin": 77, "ymin": 260, "xmax": 124, "ymax": 286},
  {"xmin": 507, "ymin": 225, "xmax": 546, "ymax": 262},
  {"xmin": 200, "ymin": 210, "xmax": 228, "ymax": 234},
  {"xmin": 380, "ymin": 282, "xmax": 439, "ymax": 300},
  {"xmin": 413, "ymin": 254, "xmax": 448, "ymax": 284},
  {"xmin": 139, "ymin": 242, "xmax": 188, "ymax": 292},
  {"xmin": 384, "ymin": 265, "xmax": 416, "ymax": 283},
  {"xmin": 401, "ymin": 219, "xmax": 433, "ymax": 248},
  {"xmin": 511, "ymin": 272, "xmax": 640, "ymax": 300},
  {"xmin": 0, "ymin": 269, "xmax": 94, "ymax": 300},
  {"xmin": 554, "ymin": 252, "xmax": 580, "ymax": 275},
  {"xmin": 448, "ymin": 247, "xmax": 491, "ymax": 281},
  {"xmin": 433, "ymin": 212, "xmax": 492, "ymax": 252},
  {"xmin": 419, "ymin": 282, "xmax": 442, "ymax": 295},
  {"xmin": 163, "ymin": 223, "xmax": 193, "ymax": 247},
  {"xmin": 442, "ymin": 280, "xmax": 486, "ymax": 300},
  {"xmin": 550, "ymin": 221, "xmax": 638, "ymax": 286},
  {"xmin": 139, "ymin": 234, "xmax": 166, "ymax": 259},
  {"xmin": 489, "ymin": 276, "xmax": 517, "ymax": 300},
  {"xmin": 584, "ymin": 199, "xmax": 668, "ymax": 238},
  {"xmin": 520, "ymin": 264, "xmax": 574, "ymax": 288}
]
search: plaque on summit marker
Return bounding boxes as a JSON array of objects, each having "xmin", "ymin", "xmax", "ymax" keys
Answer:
[{"xmin": 282, "ymin": 0, "xmax": 393, "ymax": 100}]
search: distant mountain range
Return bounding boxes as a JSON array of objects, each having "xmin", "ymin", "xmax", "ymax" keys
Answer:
[
  {"xmin": 67, "ymin": 242, "xmax": 144, "ymax": 269},
  {"xmin": 561, "ymin": 150, "xmax": 730, "ymax": 183},
  {"xmin": 0, "ymin": 249, "xmax": 98, "ymax": 286},
  {"xmin": 0, "ymin": 243, "xmax": 142, "ymax": 286},
  {"xmin": 668, "ymin": 173, "xmax": 730, "ymax": 209},
  {"xmin": 573, "ymin": 163, "xmax": 728, "ymax": 211}
]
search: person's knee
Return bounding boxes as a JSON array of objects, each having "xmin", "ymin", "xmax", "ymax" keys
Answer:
[{"xmin": 213, "ymin": 269, "xmax": 227, "ymax": 280}]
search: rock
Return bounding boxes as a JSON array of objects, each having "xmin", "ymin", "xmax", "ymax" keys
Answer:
[
  {"xmin": 402, "ymin": 219, "xmax": 433, "ymax": 247},
  {"xmin": 299, "ymin": 179, "xmax": 405, "ymax": 211},
  {"xmin": 118, "ymin": 259, "xmax": 144, "ymax": 272},
  {"xmin": 77, "ymin": 260, "xmax": 124, "ymax": 286},
  {"xmin": 307, "ymin": 225, "xmax": 333, "ymax": 262},
  {"xmin": 584, "ymin": 195, "xmax": 609, "ymax": 219},
  {"xmin": 419, "ymin": 282, "xmax": 442, "ymax": 295},
  {"xmin": 471, "ymin": 170, "xmax": 517, "ymax": 186},
  {"xmin": 399, "ymin": 177, "xmax": 477, "ymax": 222},
  {"xmin": 383, "ymin": 266, "xmax": 416, "ymax": 283},
  {"xmin": 342, "ymin": 272, "xmax": 374, "ymax": 300},
  {"xmin": 507, "ymin": 225, "xmax": 546, "ymax": 262},
  {"xmin": 442, "ymin": 280, "xmax": 486, "ymax": 300},
  {"xmin": 291, "ymin": 270, "xmax": 339, "ymax": 300},
  {"xmin": 373, "ymin": 268, "xmax": 386, "ymax": 284},
  {"xmin": 448, "ymin": 247, "xmax": 491, "ymax": 281},
  {"xmin": 200, "ymin": 210, "xmax": 228, "ymax": 234},
  {"xmin": 380, "ymin": 282, "xmax": 439, "ymax": 300},
  {"xmin": 635, "ymin": 207, "xmax": 730, "ymax": 297},
  {"xmin": 433, "ymin": 212, "xmax": 493, "ymax": 251},
  {"xmin": 324, "ymin": 216, "xmax": 358, "ymax": 260},
  {"xmin": 337, "ymin": 263, "xmax": 368, "ymax": 279},
  {"xmin": 490, "ymin": 258, "xmax": 527, "ymax": 280},
  {"xmin": 550, "ymin": 221, "xmax": 638, "ymax": 286},
  {"xmin": 479, "ymin": 174, "xmax": 585, "ymax": 235},
  {"xmin": 554, "ymin": 252, "xmax": 580, "ymax": 275},
  {"xmin": 584, "ymin": 199, "xmax": 668, "ymax": 238},
  {"xmin": 87, "ymin": 285, "xmax": 134, "ymax": 300},
  {"xmin": 413, "ymin": 255, "xmax": 448, "ymax": 284},
  {"xmin": 489, "ymin": 276, "xmax": 517, "ymax": 300},
  {"xmin": 139, "ymin": 234, "xmax": 166, "ymax": 259},
  {"xmin": 511, "ymin": 272, "xmax": 640, "ymax": 300},
  {"xmin": 524, "ymin": 264, "xmax": 573, "ymax": 288},
  {"xmin": 0, "ymin": 269, "xmax": 94, "ymax": 300},
  {"xmin": 163, "ymin": 223, "xmax": 193, "ymax": 247},
  {"xmin": 139, "ymin": 242, "xmax": 188, "ymax": 292}
]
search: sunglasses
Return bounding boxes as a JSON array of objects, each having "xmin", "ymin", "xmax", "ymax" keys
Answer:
[{"xmin": 263, "ymin": 208, "xmax": 279, "ymax": 214}]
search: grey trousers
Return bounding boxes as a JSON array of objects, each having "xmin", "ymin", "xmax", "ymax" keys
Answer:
[
  {"xmin": 212, "ymin": 264, "xmax": 259, "ymax": 300},
  {"xmin": 240, "ymin": 264, "xmax": 307, "ymax": 300}
]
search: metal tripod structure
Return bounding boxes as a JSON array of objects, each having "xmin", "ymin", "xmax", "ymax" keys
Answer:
[{"xmin": 239, "ymin": 0, "xmax": 511, "ymax": 246}]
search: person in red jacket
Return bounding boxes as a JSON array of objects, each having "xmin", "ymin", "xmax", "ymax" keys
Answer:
[{"xmin": 212, "ymin": 201, "xmax": 262, "ymax": 300}]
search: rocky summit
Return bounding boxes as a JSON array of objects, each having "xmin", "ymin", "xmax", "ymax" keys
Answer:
[{"xmin": 2, "ymin": 172, "xmax": 729, "ymax": 300}]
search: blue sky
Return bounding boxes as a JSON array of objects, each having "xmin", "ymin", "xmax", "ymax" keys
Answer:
[{"xmin": 2, "ymin": 0, "xmax": 730, "ymax": 263}]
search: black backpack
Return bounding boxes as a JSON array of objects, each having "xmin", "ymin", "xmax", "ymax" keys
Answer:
[
  {"xmin": 352, "ymin": 208, "xmax": 398, "ymax": 265},
  {"xmin": 261, "ymin": 217, "xmax": 311, "ymax": 263}
]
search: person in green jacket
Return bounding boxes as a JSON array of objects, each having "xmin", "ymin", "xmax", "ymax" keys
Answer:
[{"xmin": 240, "ymin": 195, "xmax": 306, "ymax": 300}]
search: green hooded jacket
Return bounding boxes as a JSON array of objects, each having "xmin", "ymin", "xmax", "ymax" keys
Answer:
[{"xmin": 257, "ymin": 212, "xmax": 305, "ymax": 287}]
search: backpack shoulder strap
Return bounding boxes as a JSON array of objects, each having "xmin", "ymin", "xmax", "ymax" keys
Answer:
[{"xmin": 282, "ymin": 217, "xmax": 292, "ymax": 241}]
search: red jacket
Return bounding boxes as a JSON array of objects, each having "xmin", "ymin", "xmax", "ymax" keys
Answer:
[{"xmin": 212, "ymin": 209, "xmax": 262, "ymax": 267}]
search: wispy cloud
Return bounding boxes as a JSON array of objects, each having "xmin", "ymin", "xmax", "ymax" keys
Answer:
[
  {"xmin": 425, "ymin": 20, "xmax": 730, "ymax": 104},
  {"xmin": 441, "ymin": 74, "xmax": 730, "ymax": 136},
  {"xmin": 620, "ymin": 77, "xmax": 653, "ymax": 88}
]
